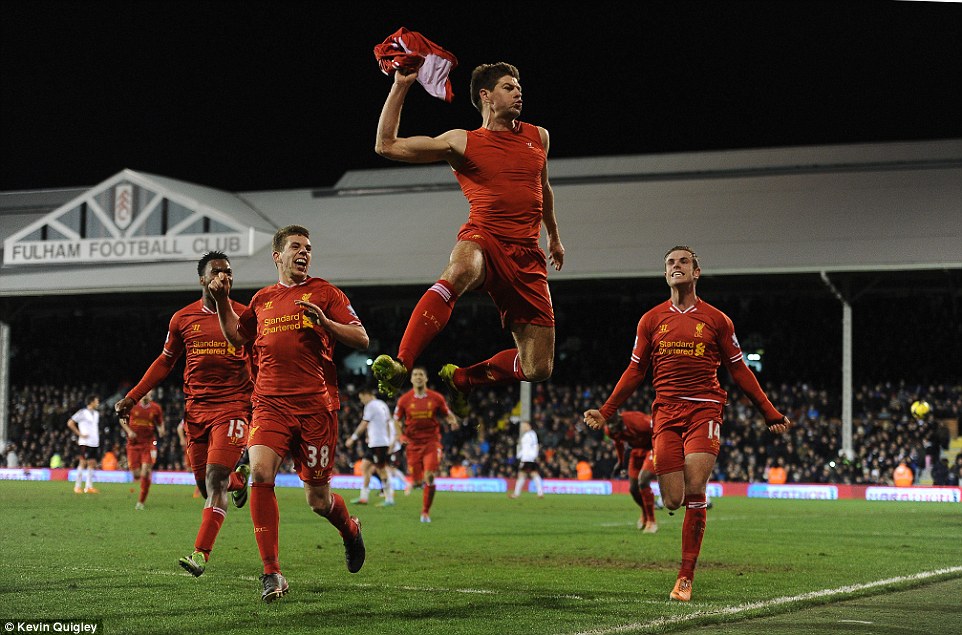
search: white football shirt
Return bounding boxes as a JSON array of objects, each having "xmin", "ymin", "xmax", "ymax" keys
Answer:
[
  {"xmin": 363, "ymin": 398, "xmax": 393, "ymax": 448},
  {"xmin": 71, "ymin": 407, "xmax": 100, "ymax": 448},
  {"xmin": 518, "ymin": 430, "xmax": 539, "ymax": 462}
]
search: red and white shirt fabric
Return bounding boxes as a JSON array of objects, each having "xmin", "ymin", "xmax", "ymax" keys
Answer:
[{"xmin": 374, "ymin": 27, "xmax": 458, "ymax": 102}]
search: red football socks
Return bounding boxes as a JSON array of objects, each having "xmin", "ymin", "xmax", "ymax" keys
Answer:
[
  {"xmin": 194, "ymin": 506, "xmax": 226, "ymax": 558},
  {"xmin": 227, "ymin": 470, "xmax": 244, "ymax": 491},
  {"xmin": 422, "ymin": 484, "xmax": 436, "ymax": 515},
  {"xmin": 250, "ymin": 482, "xmax": 280, "ymax": 574},
  {"xmin": 138, "ymin": 474, "xmax": 151, "ymax": 504},
  {"xmin": 325, "ymin": 493, "xmax": 358, "ymax": 540},
  {"xmin": 640, "ymin": 486, "xmax": 656, "ymax": 524},
  {"xmin": 397, "ymin": 280, "xmax": 458, "ymax": 368},
  {"xmin": 680, "ymin": 494, "xmax": 708, "ymax": 580},
  {"xmin": 454, "ymin": 349, "xmax": 526, "ymax": 390}
]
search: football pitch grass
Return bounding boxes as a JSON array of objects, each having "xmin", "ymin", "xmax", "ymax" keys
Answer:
[{"xmin": 1, "ymin": 481, "xmax": 960, "ymax": 635}]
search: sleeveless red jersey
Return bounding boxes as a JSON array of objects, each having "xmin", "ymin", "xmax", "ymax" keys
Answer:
[
  {"xmin": 631, "ymin": 299, "xmax": 741, "ymax": 404},
  {"xmin": 237, "ymin": 277, "xmax": 361, "ymax": 413},
  {"xmin": 454, "ymin": 122, "xmax": 545, "ymax": 245},
  {"xmin": 394, "ymin": 388, "xmax": 450, "ymax": 445},
  {"xmin": 165, "ymin": 300, "xmax": 254, "ymax": 404},
  {"xmin": 127, "ymin": 400, "xmax": 163, "ymax": 446}
]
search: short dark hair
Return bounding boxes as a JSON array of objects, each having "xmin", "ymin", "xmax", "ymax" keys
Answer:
[
  {"xmin": 358, "ymin": 384, "xmax": 377, "ymax": 396},
  {"xmin": 273, "ymin": 225, "xmax": 310, "ymax": 252},
  {"xmin": 197, "ymin": 251, "xmax": 229, "ymax": 277},
  {"xmin": 664, "ymin": 245, "xmax": 699, "ymax": 270},
  {"xmin": 470, "ymin": 62, "xmax": 520, "ymax": 112},
  {"xmin": 85, "ymin": 394, "xmax": 99, "ymax": 406}
]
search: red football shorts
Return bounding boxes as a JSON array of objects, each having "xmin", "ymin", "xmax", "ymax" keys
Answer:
[
  {"xmin": 651, "ymin": 399, "xmax": 724, "ymax": 475},
  {"xmin": 457, "ymin": 225, "xmax": 554, "ymax": 328},
  {"xmin": 627, "ymin": 448, "xmax": 654, "ymax": 480},
  {"xmin": 406, "ymin": 441, "xmax": 442, "ymax": 483},
  {"xmin": 126, "ymin": 443, "xmax": 157, "ymax": 471},
  {"xmin": 248, "ymin": 399, "xmax": 339, "ymax": 486},
  {"xmin": 183, "ymin": 400, "xmax": 250, "ymax": 472}
]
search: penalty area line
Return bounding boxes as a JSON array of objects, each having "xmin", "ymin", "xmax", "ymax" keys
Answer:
[{"xmin": 564, "ymin": 566, "xmax": 962, "ymax": 635}]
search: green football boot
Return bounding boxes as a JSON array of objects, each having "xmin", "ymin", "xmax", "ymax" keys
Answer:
[
  {"xmin": 371, "ymin": 354, "xmax": 407, "ymax": 398},
  {"xmin": 438, "ymin": 364, "xmax": 470, "ymax": 418}
]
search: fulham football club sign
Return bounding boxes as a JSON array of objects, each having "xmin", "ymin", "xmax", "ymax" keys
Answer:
[{"xmin": 3, "ymin": 169, "xmax": 273, "ymax": 266}]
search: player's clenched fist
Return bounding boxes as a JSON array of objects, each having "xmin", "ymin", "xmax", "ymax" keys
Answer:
[
  {"xmin": 207, "ymin": 271, "xmax": 231, "ymax": 300},
  {"xmin": 582, "ymin": 409, "xmax": 606, "ymax": 430}
]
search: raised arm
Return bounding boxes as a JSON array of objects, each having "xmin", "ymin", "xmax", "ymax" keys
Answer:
[
  {"xmin": 375, "ymin": 70, "xmax": 466, "ymax": 165},
  {"xmin": 208, "ymin": 273, "xmax": 248, "ymax": 348}
]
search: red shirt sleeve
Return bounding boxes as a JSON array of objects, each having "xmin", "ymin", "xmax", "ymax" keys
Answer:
[
  {"xmin": 714, "ymin": 312, "xmax": 782, "ymax": 421},
  {"xmin": 127, "ymin": 313, "xmax": 183, "ymax": 402},
  {"xmin": 237, "ymin": 296, "xmax": 259, "ymax": 343},
  {"xmin": 726, "ymin": 359, "xmax": 783, "ymax": 422},
  {"xmin": 600, "ymin": 317, "xmax": 652, "ymax": 420}
]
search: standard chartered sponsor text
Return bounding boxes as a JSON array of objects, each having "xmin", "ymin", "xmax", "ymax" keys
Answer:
[
  {"xmin": 658, "ymin": 340, "xmax": 705, "ymax": 357},
  {"xmin": 191, "ymin": 340, "xmax": 231, "ymax": 355},
  {"xmin": 262, "ymin": 313, "xmax": 306, "ymax": 335}
]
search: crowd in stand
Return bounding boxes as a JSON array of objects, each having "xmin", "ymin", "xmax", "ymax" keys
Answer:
[{"xmin": 6, "ymin": 378, "xmax": 961, "ymax": 488}]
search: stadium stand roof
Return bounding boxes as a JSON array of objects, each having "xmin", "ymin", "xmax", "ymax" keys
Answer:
[{"xmin": 1, "ymin": 139, "xmax": 960, "ymax": 297}]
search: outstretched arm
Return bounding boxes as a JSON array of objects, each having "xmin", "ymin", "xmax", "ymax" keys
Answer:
[
  {"xmin": 584, "ymin": 364, "xmax": 648, "ymax": 430},
  {"xmin": 726, "ymin": 360, "xmax": 793, "ymax": 433},
  {"xmin": 375, "ymin": 70, "xmax": 465, "ymax": 164},
  {"xmin": 117, "ymin": 352, "xmax": 178, "ymax": 417}
]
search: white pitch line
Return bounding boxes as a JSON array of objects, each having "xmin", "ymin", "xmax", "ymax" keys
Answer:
[{"xmin": 564, "ymin": 566, "xmax": 962, "ymax": 635}]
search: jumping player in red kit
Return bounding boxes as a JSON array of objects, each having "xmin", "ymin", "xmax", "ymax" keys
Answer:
[
  {"xmin": 209, "ymin": 225, "xmax": 369, "ymax": 603},
  {"xmin": 605, "ymin": 410, "xmax": 658, "ymax": 533},
  {"xmin": 116, "ymin": 251, "xmax": 253, "ymax": 576},
  {"xmin": 372, "ymin": 62, "xmax": 565, "ymax": 415},
  {"xmin": 585, "ymin": 246, "xmax": 792, "ymax": 602}
]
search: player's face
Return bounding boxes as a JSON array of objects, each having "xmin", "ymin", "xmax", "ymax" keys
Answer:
[
  {"xmin": 274, "ymin": 234, "xmax": 311, "ymax": 283},
  {"xmin": 202, "ymin": 259, "xmax": 232, "ymax": 286},
  {"xmin": 664, "ymin": 249, "xmax": 699, "ymax": 288},
  {"xmin": 411, "ymin": 368, "xmax": 427, "ymax": 389},
  {"xmin": 485, "ymin": 75, "xmax": 522, "ymax": 117}
]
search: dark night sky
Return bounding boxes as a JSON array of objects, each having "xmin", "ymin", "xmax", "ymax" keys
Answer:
[{"xmin": 1, "ymin": 1, "xmax": 960, "ymax": 193}]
